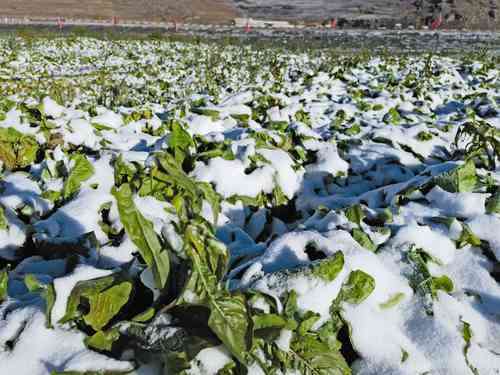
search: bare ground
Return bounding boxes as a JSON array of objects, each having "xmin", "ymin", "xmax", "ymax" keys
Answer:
[{"xmin": 0, "ymin": 0, "xmax": 239, "ymax": 23}]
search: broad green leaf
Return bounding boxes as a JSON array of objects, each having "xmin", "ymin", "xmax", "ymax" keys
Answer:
[
  {"xmin": 63, "ymin": 154, "xmax": 94, "ymax": 199},
  {"xmin": 114, "ymin": 154, "xmax": 138, "ymax": 185},
  {"xmin": 208, "ymin": 292, "xmax": 249, "ymax": 363},
  {"xmin": 85, "ymin": 328, "xmax": 120, "ymax": 352},
  {"xmin": 345, "ymin": 204, "xmax": 364, "ymax": 226},
  {"xmin": 0, "ymin": 127, "xmax": 38, "ymax": 170},
  {"xmin": 154, "ymin": 152, "xmax": 220, "ymax": 219},
  {"xmin": 434, "ymin": 160, "xmax": 477, "ymax": 193},
  {"xmin": 253, "ymin": 313, "xmax": 288, "ymax": 330},
  {"xmin": 23, "ymin": 274, "xmax": 56, "ymax": 328},
  {"xmin": 352, "ymin": 229, "xmax": 377, "ymax": 252},
  {"xmin": 432, "ymin": 275, "xmax": 454, "ymax": 294},
  {"xmin": 317, "ymin": 320, "xmax": 343, "ymax": 351},
  {"xmin": 59, "ymin": 274, "xmax": 119, "ymax": 324},
  {"xmin": 291, "ymin": 336, "xmax": 351, "ymax": 375},
  {"xmin": 311, "ymin": 251, "xmax": 344, "ymax": 282},
  {"xmin": 83, "ymin": 281, "xmax": 132, "ymax": 331},
  {"xmin": 340, "ymin": 270, "xmax": 375, "ymax": 305},
  {"xmin": 112, "ymin": 183, "xmax": 170, "ymax": 289},
  {"xmin": 298, "ymin": 311, "xmax": 321, "ymax": 336},
  {"xmin": 486, "ymin": 191, "xmax": 500, "ymax": 214},
  {"xmin": 168, "ymin": 121, "xmax": 194, "ymax": 164}
]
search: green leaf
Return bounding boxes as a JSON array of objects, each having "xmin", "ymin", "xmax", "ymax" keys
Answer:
[
  {"xmin": 290, "ymin": 336, "xmax": 351, "ymax": 375},
  {"xmin": 132, "ymin": 307, "xmax": 156, "ymax": 323},
  {"xmin": 44, "ymin": 283, "xmax": 56, "ymax": 328},
  {"xmin": 169, "ymin": 121, "xmax": 194, "ymax": 164},
  {"xmin": 434, "ymin": 160, "xmax": 477, "ymax": 193},
  {"xmin": 401, "ymin": 349, "xmax": 409, "ymax": 363},
  {"xmin": 23, "ymin": 274, "xmax": 56, "ymax": 328},
  {"xmin": 345, "ymin": 204, "xmax": 364, "ymax": 226},
  {"xmin": 317, "ymin": 320, "xmax": 342, "ymax": 351},
  {"xmin": 192, "ymin": 107, "xmax": 220, "ymax": 120},
  {"xmin": 63, "ymin": 154, "xmax": 95, "ymax": 199},
  {"xmin": 344, "ymin": 124, "xmax": 361, "ymax": 136},
  {"xmin": 114, "ymin": 154, "xmax": 138, "ymax": 186},
  {"xmin": 59, "ymin": 274, "xmax": 119, "ymax": 324},
  {"xmin": 0, "ymin": 269, "xmax": 8, "ymax": 303},
  {"xmin": 431, "ymin": 275, "xmax": 454, "ymax": 294},
  {"xmin": 24, "ymin": 274, "xmax": 43, "ymax": 292},
  {"xmin": 179, "ymin": 223, "xmax": 229, "ymax": 305},
  {"xmin": 197, "ymin": 182, "xmax": 221, "ymax": 223},
  {"xmin": 253, "ymin": 313, "xmax": 288, "ymax": 330},
  {"xmin": 285, "ymin": 290, "xmax": 298, "ymax": 318},
  {"xmin": 340, "ymin": 270, "xmax": 375, "ymax": 305},
  {"xmin": 83, "ymin": 281, "xmax": 132, "ymax": 331},
  {"xmin": 486, "ymin": 191, "xmax": 500, "ymax": 214},
  {"xmin": 416, "ymin": 131, "xmax": 433, "ymax": 141},
  {"xmin": 379, "ymin": 293, "xmax": 405, "ymax": 309},
  {"xmin": 272, "ymin": 184, "xmax": 288, "ymax": 206},
  {"xmin": 298, "ymin": 311, "xmax": 321, "ymax": 336},
  {"xmin": 457, "ymin": 224, "xmax": 481, "ymax": 248},
  {"xmin": 85, "ymin": 328, "xmax": 120, "ymax": 352},
  {"xmin": 352, "ymin": 229, "xmax": 377, "ymax": 252},
  {"xmin": 461, "ymin": 319, "xmax": 479, "ymax": 375},
  {"xmin": 208, "ymin": 292, "xmax": 249, "ymax": 364},
  {"xmin": 311, "ymin": 251, "xmax": 344, "ymax": 282},
  {"xmin": 0, "ymin": 127, "xmax": 39, "ymax": 170},
  {"xmin": 155, "ymin": 152, "xmax": 220, "ymax": 220},
  {"xmin": 112, "ymin": 183, "xmax": 170, "ymax": 289},
  {"xmin": 0, "ymin": 205, "xmax": 8, "ymax": 230},
  {"xmin": 383, "ymin": 107, "xmax": 401, "ymax": 125}
]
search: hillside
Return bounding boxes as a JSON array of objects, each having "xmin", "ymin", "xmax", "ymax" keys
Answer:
[
  {"xmin": 0, "ymin": 0, "xmax": 497, "ymax": 29},
  {"xmin": 0, "ymin": 0, "xmax": 239, "ymax": 23}
]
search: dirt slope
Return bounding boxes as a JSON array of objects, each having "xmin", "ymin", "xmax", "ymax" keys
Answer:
[
  {"xmin": 0, "ymin": 0, "xmax": 497, "ymax": 29},
  {"xmin": 0, "ymin": 0, "xmax": 239, "ymax": 23}
]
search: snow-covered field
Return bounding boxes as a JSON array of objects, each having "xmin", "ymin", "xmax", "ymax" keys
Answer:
[{"xmin": 0, "ymin": 36, "xmax": 499, "ymax": 374}]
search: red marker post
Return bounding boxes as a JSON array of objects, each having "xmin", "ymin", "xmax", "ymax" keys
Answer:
[
  {"xmin": 245, "ymin": 19, "xmax": 251, "ymax": 33},
  {"xmin": 57, "ymin": 17, "xmax": 64, "ymax": 31},
  {"xmin": 431, "ymin": 14, "xmax": 443, "ymax": 30}
]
